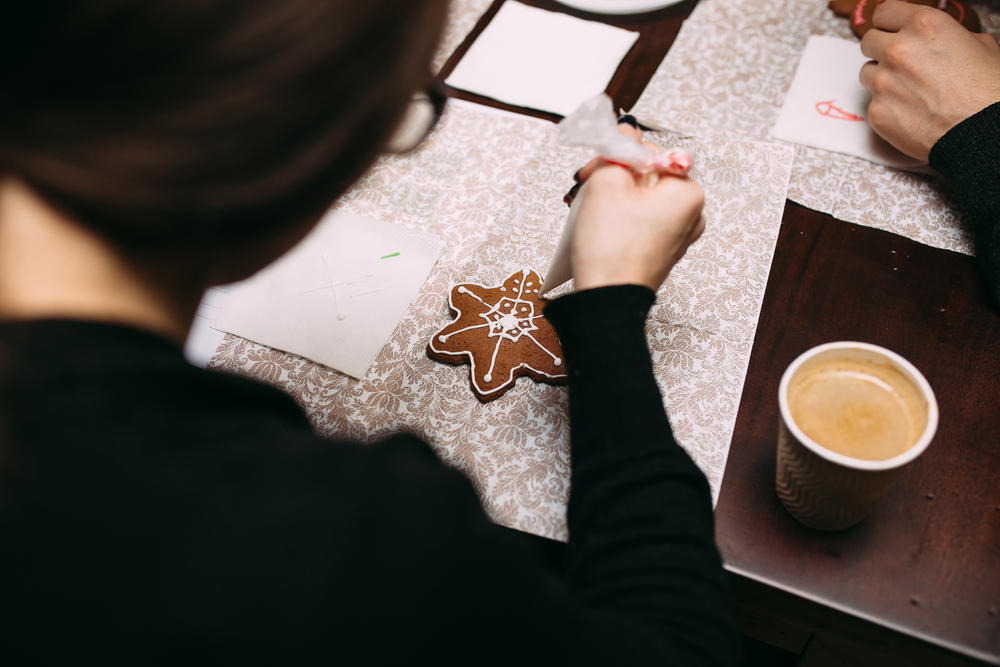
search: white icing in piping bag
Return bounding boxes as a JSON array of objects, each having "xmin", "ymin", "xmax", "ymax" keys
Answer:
[
  {"xmin": 540, "ymin": 94, "xmax": 693, "ymax": 297},
  {"xmin": 541, "ymin": 181, "xmax": 586, "ymax": 299}
]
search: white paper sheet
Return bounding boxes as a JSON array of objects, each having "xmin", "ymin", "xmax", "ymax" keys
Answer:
[
  {"xmin": 771, "ymin": 36, "xmax": 927, "ymax": 171},
  {"xmin": 213, "ymin": 211, "xmax": 444, "ymax": 379},
  {"xmin": 183, "ymin": 283, "xmax": 239, "ymax": 368},
  {"xmin": 445, "ymin": 1, "xmax": 639, "ymax": 116},
  {"xmin": 432, "ymin": 0, "xmax": 494, "ymax": 74}
]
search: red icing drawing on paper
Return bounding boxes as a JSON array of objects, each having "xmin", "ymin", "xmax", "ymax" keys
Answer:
[{"xmin": 815, "ymin": 100, "xmax": 865, "ymax": 121}]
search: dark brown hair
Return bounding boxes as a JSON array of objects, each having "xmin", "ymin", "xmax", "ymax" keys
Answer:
[{"xmin": 0, "ymin": 0, "xmax": 447, "ymax": 251}]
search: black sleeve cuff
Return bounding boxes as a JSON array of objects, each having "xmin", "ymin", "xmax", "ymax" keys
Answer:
[
  {"xmin": 929, "ymin": 101, "xmax": 1000, "ymax": 302},
  {"xmin": 544, "ymin": 285, "xmax": 673, "ymax": 463},
  {"xmin": 544, "ymin": 284, "xmax": 657, "ymax": 386},
  {"xmin": 545, "ymin": 286, "xmax": 735, "ymax": 664}
]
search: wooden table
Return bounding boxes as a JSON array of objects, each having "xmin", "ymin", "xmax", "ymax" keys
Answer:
[
  {"xmin": 440, "ymin": 1, "xmax": 1000, "ymax": 664},
  {"xmin": 722, "ymin": 204, "xmax": 1000, "ymax": 666}
]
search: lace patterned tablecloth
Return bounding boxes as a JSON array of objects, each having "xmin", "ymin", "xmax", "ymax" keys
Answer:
[
  {"xmin": 209, "ymin": 101, "xmax": 793, "ymax": 541},
  {"xmin": 432, "ymin": 0, "xmax": 494, "ymax": 74},
  {"xmin": 632, "ymin": 0, "xmax": 1000, "ymax": 256}
]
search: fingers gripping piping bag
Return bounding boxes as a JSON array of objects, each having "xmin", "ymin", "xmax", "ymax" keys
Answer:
[{"xmin": 540, "ymin": 94, "xmax": 693, "ymax": 297}]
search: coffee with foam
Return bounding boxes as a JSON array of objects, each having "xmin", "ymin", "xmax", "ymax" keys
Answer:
[{"xmin": 786, "ymin": 358, "xmax": 928, "ymax": 461}]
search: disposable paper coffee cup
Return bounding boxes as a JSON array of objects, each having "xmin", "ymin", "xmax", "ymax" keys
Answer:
[{"xmin": 775, "ymin": 342, "xmax": 938, "ymax": 531}]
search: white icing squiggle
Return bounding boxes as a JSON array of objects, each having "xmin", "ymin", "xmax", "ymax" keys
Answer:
[
  {"xmin": 428, "ymin": 269, "xmax": 567, "ymax": 397},
  {"xmin": 484, "ymin": 335, "xmax": 504, "ymax": 383},
  {"xmin": 333, "ymin": 273, "xmax": 375, "ymax": 321},
  {"xmin": 438, "ymin": 321, "xmax": 492, "ymax": 343},
  {"xmin": 523, "ymin": 332, "xmax": 562, "ymax": 366}
]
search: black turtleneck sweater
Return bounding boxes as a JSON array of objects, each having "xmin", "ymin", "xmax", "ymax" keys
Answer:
[
  {"xmin": 0, "ymin": 285, "xmax": 739, "ymax": 665},
  {"xmin": 930, "ymin": 100, "xmax": 1000, "ymax": 305}
]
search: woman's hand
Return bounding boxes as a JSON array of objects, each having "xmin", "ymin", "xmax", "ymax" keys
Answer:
[
  {"xmin": 570, "ymin": 124, "xmax": 705, "ymax": 293},
  {"xmin": 860, "ymin": 0, "xmax": 1000, "ymax": 161}
]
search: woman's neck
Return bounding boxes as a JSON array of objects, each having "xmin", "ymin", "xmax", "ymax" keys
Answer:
[{"xmin": 0, "ymin": 178, "xmax": 202, "ymax": 345}]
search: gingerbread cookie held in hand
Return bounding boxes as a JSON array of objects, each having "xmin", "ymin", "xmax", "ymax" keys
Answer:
[
  {"xmin": 427, "ymin": 269, "xmax": 567, "ymax": 402},
  {"xmin": 830, "ymin": 0, "xmax": 980, "ymax": 37}
]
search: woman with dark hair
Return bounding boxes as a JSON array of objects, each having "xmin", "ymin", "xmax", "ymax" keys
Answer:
[{"xmin": 0, "ymin": 1, "xmax": 739, "ymax": 664}]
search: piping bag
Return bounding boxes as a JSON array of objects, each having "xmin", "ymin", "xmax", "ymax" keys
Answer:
[{"xmin": 539, "ymin": 94, "xmax": 693, "ymax": 297}]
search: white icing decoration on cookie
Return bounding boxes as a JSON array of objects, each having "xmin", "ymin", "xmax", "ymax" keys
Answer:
[{"xmin": 429, "ymin": 271, "xmax": 568, "ymax": 397}]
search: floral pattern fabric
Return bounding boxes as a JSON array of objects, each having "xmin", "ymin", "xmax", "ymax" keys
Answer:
[
  {"xmin": 210, "ymin": 101, "xmax": 794, "ymax": 541},
  {"xmin": 632, "ymin": 0, "xmax": 1000, "ymax": 256}
]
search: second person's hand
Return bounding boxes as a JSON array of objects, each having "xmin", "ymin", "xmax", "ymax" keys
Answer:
[{"xmin": 860, "ymin": 0, "xmax": 1000, "ymax": 161}]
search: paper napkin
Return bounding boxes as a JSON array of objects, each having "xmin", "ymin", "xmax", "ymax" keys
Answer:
[
  {"xmin": 184, "ymin": 282, "xmax": 239, "ymax": 367},
  {"xmin": 771, "ymin": 35, "xmax": 927, "ymax": 172},
  {"xmin": 213, "ymin": 211, "xmax": 444, "ymax": 379},
  {"xmin": 445, "ymin": 1, "xmax": 639, "ymax": 116}
]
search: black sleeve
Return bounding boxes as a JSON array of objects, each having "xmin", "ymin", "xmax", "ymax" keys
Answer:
[
  {"xmin": 545, "ymin": 285, "xmax": 740, "ymax": 666},
  {"xmin": 929, "ymin": 100, "xmax": 1000, "ymax": 304},
  {"xmin": 347, "ymin": 287, "xmax": 739, "ymax": 666},
  {"xmin": 0, "ymin": 314, "xmax": 741, "ymax": 664}
]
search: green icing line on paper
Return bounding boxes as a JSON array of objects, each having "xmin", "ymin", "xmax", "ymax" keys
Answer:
[{"xmin": 380, "ymin": 252, "xmax": 400, "ymax": 259}]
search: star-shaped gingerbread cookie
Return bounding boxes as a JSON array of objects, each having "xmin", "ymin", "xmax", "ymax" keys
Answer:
[
  {"xmin": 427, "ymin": 269, "xmax": 567, "ymax": 402},
  {"xmin": 830, "ymin": 0, "xmax": 980, "ymax": 37}
]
